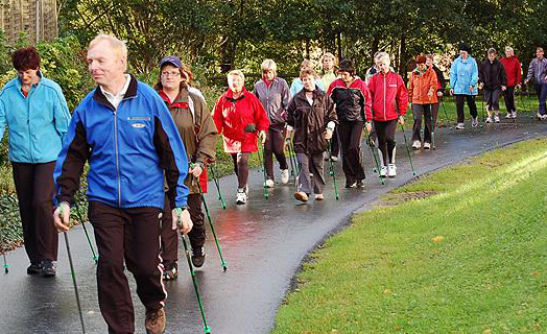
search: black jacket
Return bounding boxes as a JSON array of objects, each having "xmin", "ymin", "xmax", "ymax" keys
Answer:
[
  {"xmin": 431, "ymin": 65, "xmax": 446, "ymax": 93},
  {"xmin": 479, "ymin": 59, "xmax": 507, "ymax": 90},
  {"xmin": 287, "ymin": 89, "xmax": 338, "ymax": 154}
]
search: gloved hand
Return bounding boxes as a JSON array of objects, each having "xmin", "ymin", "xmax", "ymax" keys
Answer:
[
  {"xmin": 172, "ymin": 207, "xmax": 193, "ymax": 234},
  {"xmin": 53, "ymin": 201, "xmax": 71, "ymax": 232},
  {"xmin": 244, "ymin": 123, "xmax": 257, "ymax": 133}
]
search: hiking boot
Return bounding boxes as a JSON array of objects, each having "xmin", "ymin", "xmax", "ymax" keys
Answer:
[
  {"xmin": 236, "ymin": 188, "xmax": 247, "ymax": 205},
  {"xmin": 423, "ymin": 142, "xmax": 431, "ymax": 150},
  {"xmin": 494, "ymin": 115, "xmax": 500, "ymax": 123},
  {"xmin": 294, "ymin": 191, "xmax": 309, "ymax": 202},
  {"xmin": 27, "ymin": 262, "xmax": 42, "ymax": 275},
  {"xmin": 455, "ymin": 122, "xmax": 465, "ymax": 130},
  {"xmin": 191, "ymin": 247, "xmax": 206, "ymax": 268},
  {"xmin": 471, "ymin": 117, "xmax": 479, "ymax": 127},
  {"xmin": 41, "ymin": 260, "xmax": 56, "ymax": 278},
  {"xmin": 315, "ymin": 193, "xmax": 325, "ymax": 201},
  {"xmin": 387, "ymin": 164, "xmax": 397, "ymax": 178},
  {"xmin": 412, "ymin": 140, "xmax": 421, "ymax": 149},
  {"xmin": 485, "ymin": 117, "xmax": 493, "ymax": 123},
  {"xmin": 163, "ymin": 261, "xmax": 178, "ymax": 281},
  {"xmin": 380, "ymin": 166, "xmax": 388, "ymax": 178},
  {"xmin": 145, "ymin": 308, "xmax": 166, "ymax": 334},
  {"xmin": 264, "ymin": 179, "xmax": 275, "ymax": 188},
  {"xmin": 280, "ymin": 169, "xmax": 290, "ymax": 184}
]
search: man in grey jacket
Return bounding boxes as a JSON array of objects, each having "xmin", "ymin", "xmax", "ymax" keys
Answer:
[
  {"xmin": 253, "ymin": 59, "xmax": 291, "ymax": 187},
  {"xmin": 525, "ymin": 47, "xmax": 547, "ymax": 119}
]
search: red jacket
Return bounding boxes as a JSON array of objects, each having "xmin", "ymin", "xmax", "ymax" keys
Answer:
[
  {"xmin": 499, "ymin": 56, "xmax": 522, "ymax": 87},
  {"xmin": 212, "ymin": 87, "xmax": 270, "ymax": 153},
  {"xmin": 368, "ymin": 71, "xmax": 409, "ymax": 121}
]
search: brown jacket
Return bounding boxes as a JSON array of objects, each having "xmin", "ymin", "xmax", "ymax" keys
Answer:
[
  {"xmin": 408, "ymin": 67, "xmax": 438, "ymax": 105},
  {"xmin": 286, "ymin": 89, "xmax": 338, "ymax": 154},
  {"xmin": 158, "ymin": 89, "xmax": 218, "ymax": 194}
]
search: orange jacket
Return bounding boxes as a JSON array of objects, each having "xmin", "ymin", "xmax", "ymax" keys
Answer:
[{"xmin": 408, "ymin": 67, "xmax": 438, "ymax": 105}]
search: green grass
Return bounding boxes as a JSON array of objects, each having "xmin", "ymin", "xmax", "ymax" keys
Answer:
[{"xmin": 273, "ymin": 137, "xmax": 547, "ymax": 334}]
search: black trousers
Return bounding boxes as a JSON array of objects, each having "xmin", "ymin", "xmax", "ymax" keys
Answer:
[
  {"xmin": 503, "ymin": 86, "xmax": 516, "ymax": 113},
  {"xmin": 12, "ymin": 161, "xmax": 58, "ymax": 263},
  {"xmin": 264, "ymin": 124, "xmax": 288, "ymax": 180},
  {"xmin": 88, "ymin": 201, "xmax": 167, "ymax": 334},
  {"xmin": 337, "ymin": 120, "xmax": 365, "ymax": 185},
  {"xmin": 161, "ymin": 193, "xmax": 206, "ymax": 263},
  {"xmin": 374, "ymin": 119, "xmax": 398, "ymax": 166},
  {"xmin": 411, "ymin": 104, "xmax": 432, "ymax": 143},
  {"xmin": 455, "ymin": 94, "xmax": 478, "ymax": 123}
]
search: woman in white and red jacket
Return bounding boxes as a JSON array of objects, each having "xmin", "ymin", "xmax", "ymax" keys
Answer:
[
  {"xmin": 213, "ymin": 70, "xmax": 270, "ymax": 205},
  {"xmin": 368, "ymin": 52, "xmax": 409, "ymax": 178}
]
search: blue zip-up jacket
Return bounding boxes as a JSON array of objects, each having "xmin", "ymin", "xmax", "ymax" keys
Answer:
[
  {"xmin": 0, "ymin": 73, "xmax": 71, "ymax": 163},
  {"xmin": 450, "ymin": 55, "xmax": 479, "ymax": 95},
  {"xmin": 53, "ymin": 75, "xmax": 189, "ymax": 210}
]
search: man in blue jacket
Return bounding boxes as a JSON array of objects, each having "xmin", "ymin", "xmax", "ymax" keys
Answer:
[
  {"xmin": 0, "ymin": 46, "xmax": 71, "ymax": 277},
  {"xmin": 52, "ymin": 34, "xmax": 193, "ymax": 334},
  {"xmin": 450, "ymin": 43, "xmax": 480, "ymax": 129}
]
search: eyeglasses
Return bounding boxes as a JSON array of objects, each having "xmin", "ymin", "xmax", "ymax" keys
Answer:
[{"xmin": 161, "ymin": 71, "xmax": 181, "ymax": 77}]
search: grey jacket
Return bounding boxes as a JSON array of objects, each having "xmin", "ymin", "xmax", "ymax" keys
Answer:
[
  {"xmin": 526, "ymin": 57, "xmax": 547, "ymax": 84},
  {"xmin": 253, "ymin": 77, "xmax": 291, "ymax": 127}
]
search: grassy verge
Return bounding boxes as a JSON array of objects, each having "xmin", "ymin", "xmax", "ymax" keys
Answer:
[{"xmin": 273, "ymin": 137, "xmax": 547, "ymax": 334}]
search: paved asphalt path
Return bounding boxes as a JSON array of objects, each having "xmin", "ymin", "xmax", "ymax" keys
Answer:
[{"xmin": 0, "ymin": 118, "xmax": 546, "ymax": 333}]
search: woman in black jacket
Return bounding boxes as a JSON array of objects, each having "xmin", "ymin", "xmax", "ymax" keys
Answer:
[
  {"xmin": 479, "ymin": 48, "xmax": 507, "ymax": 123},
  {"xmin": 286, "ymin": 69, "xmax": 338, "ymax": 202}
]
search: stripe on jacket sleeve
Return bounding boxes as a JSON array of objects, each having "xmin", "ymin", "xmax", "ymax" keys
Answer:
[{"xmin": 53, "ymin": 111, "xmax": 90, "ymax": 206}]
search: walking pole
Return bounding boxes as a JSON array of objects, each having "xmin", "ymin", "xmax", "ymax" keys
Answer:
[
  {"xmin": 440, "ymin": 100, "xmax": 452, "ymax": 130},
  {"xmin": 366, "ymin": 133, "xmax": 385, "ymax": 185},
  {"xmin": 193, "ymin": 171, "xmax": 227, "ymax": 271},
  {"xmin": 326, "ymin": 140, "xmax": 339, "ymax": 200},
  {"xmin": 181, "ymin": 234, "xmax": 212, "ymax": 334},
  {"xmin": 400, "ymin": 122, "xmax": 417, "ymax": 176},
  {"xmin": 60, "ymin": 208, "xmax": 86, "ymax": 333},
  {"xmin": 208, "ymin": 162, "xmax": 226, "ymax": 210},
  {"xmin": 73, "ymin": 200, "xmax": 98, "ymax": 264},
  {"xmin": 289, "ymin": 138, "xmax": 299, "ymax": 176},
  {"xmin": 0, "ymin": 225, "xmax": 9, "ymax": 273},
  {"xmin": 285, "ymin": 138, "xmax": 297, "ymax": 184},
  {"xmin": 257, "ymin": 140, "xmax": 269, "ymax": 199}
]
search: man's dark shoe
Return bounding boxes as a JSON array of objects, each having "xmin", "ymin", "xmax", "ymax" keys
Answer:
[
  {"xmin": 41, "ymin": 260, "xmax": 56, "ymax": 278},
  {"xmin": 191, "ymin": 247, "xmax": 206, "ymax": 268},
  {"xmin": 27, "ymin": 262, "xmax": 42, "ymax": 275}
]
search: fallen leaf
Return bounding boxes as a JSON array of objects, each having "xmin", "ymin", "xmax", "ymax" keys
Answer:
[{"xmin": 433, "ymin": 236, "xmax": 445, "ymax": 243}]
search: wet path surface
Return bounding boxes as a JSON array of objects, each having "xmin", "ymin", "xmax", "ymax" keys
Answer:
[{"xmin": 1, "ymin": 119, "xmax": 546, "ymax": 333}]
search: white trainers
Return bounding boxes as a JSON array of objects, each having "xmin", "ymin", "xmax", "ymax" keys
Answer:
[
  {"xmin": 294, "ymin": 191, "xmax": 309, "ymax": 202},
  {"xmin": 485, "ymin": 117, "xmax": 493, "ymax": 123},
  {"xmin": 280, "ymin": 169, "xmax": 289, "ymax": 184},
  {"xmin": 331, "ymin": 155, "xmax": 339, "ymax": 162},
  {"xmin": 236, "ymin": 189, "xmax": 247, "ymax": 205},
  {"xmin": 511, "ymin": 111, "xmax": 517, "ymax": 118},
  {"xmin": 494, "ymin": 115, "xmax": 500, "ymax": 123},
  {"xmin": 455, "ymin": 122, "xmax": 465, "ymax": 130},
  {"xmin": 471, "ymin": 117, "xmax": 479, "ymax": 127},
  {"xmin": 412, "ymin": 140, "xmax": 421, "ymax": 149},
  {"xmin": 264, "ymin": 179, "xmax": 275, "ymax": 188},
  {"xmin": 380, "ymin": 166, "xmax": 387, "ymax": 177},
  {"xmin": 423, "ymin": 142, "xmax": 431, "ymax": 150},
  {"xmin": 315, "ymin": 193, "xmax": 325, "ymax": 201},
  {"xmin": 387, "ymin": 164, "xmax": 397, "ymax": 178},
  {"xmin": 505, "ymin": 113, "xmax": 512, "ymax": 119}
]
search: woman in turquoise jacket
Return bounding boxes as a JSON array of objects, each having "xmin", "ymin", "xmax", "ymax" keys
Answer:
[
  {"xmin": 0, "ymin": 47, "xmax": 71, "ymax": 277},
  {"xmin": 449, "ymin": 43, "xmax": 479, "ymax": 129}
]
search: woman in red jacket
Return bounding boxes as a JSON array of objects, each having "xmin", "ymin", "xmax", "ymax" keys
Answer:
[
  {"xmin": 499, "ymin": 46, "xmax": 522, "ymax": 119},
  {"xmin": 213, "ymin": 70, "xmax": 269, "ymax": 205},
  {"xmin": 368, "ymin": 52, "xmax": 409, "ymax": 178}
]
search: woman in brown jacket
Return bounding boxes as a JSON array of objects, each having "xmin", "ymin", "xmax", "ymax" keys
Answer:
[
  {"xmin": 155, "ymin": 56, "xmax": 218, "ymax": 279},
  {"xmin": 286, "ymin": 68, "xmax": 338, "ymax": 202},
  {"xmin": 408, "ymin": 55, "xmax": 438, "ymax": 150}
]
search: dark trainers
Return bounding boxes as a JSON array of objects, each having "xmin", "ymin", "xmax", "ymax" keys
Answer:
[
  {"xmin": 27, "ymin": 262, "xmax": 42, "ymax": 275},
  {"xmin": 163, "ymin": 261, "xmax": 178, "ymax": 281},
  {"xmin": 41, "ymin": 260, "xmax": 56, "ymax": 277},
  {"xmin": 145, "ymin": 308, "xmax": 166, "ymax": 334},
  {"xmin": 191, "ymin": 247, "xmax": 206, "ymax": 268}
]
